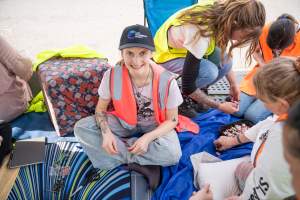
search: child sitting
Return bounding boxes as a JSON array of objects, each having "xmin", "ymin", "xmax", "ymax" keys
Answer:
[
  {"xmin": 236, "ymin": 14, "xmax": 300, "ymax": 124},
  {"xmin": 74, "ymin": 24, "xmax": 198, "ymax": 190},
  {"xmin": 214, "ymin": 57, "xmax": 299, "ymax": 199}
]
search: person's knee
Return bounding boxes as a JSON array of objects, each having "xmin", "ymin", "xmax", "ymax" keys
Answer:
[
  {"xmin": 207, "ymin": 47, "xmax": 232, "ymax": 72},
  {"xmin": 160, "ymin": 146, "xmax": 182, "ymax": 166},
  {"xmin": 164, "ymin": 134, "xmax": 182, "ymax": 164},
  {"xmin": 173, "ymin": 147, "xmax": 182, "ymax": 163},
  {"xmin": 233, "ymin": 109, "xmax": 244, "ymax": 117},
  {"xmin": 196, "ymin": 60, "xmax": 219, "ymax": 88},
  {"xmin": 220, "ymin": 58, "xmax": 232, "ymax": 74},
  {"xmin": 244, "ymin": 110, "xmax": 262, "ymax": 124},
  {"xmin": 74, "ymin": 116, "xmax": 95, "ymax": 138},
  {"xmin": 233, "ymin": 93, "xmax": 256, "ymax": 118},
  {"xmin": 233, "ymin": 102, "xmax": 250, "ymax": 117},
  {"xmin": 244, "ymin": 102, "xmax": 272, "ymax": 124}
]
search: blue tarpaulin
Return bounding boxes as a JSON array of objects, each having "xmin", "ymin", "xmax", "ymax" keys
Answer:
[
  {"xmin": 11, "ymin": 112, "xmax": 76, "ymax": 143},
  {"xmin": 152, "ymin": 109, "xmax": 253, "ymax": 200}
]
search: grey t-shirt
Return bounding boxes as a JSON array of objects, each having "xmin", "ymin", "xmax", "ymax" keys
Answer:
[{"xmin": 98, "ymin": 69, "xmax": 183, "ymax": 126}]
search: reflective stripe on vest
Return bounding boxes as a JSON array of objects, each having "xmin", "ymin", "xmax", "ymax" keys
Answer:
[
  {"xmin": 112, "ymin": 65, "xmax": 123, "ymax": 100},
  {"xmin": 240, "ymin": 25, "xmax": 300, "ymax": 95},
  {"xmin": 158, "ymin": 70, "xmax": 172, "ymax": 110},
  {"xmin": 153, "ymin": 0, "xmax": 216, "ymax": 64}
]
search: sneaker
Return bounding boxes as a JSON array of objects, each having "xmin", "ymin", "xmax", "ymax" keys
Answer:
[{"xmin": 179, "ymin": 95, "xmax": 198, "ymax": 118}]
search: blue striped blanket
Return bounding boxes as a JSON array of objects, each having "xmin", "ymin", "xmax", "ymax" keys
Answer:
[{"xmin": 8, "ymin": 142, "xmax": 131, "ymax": 200}]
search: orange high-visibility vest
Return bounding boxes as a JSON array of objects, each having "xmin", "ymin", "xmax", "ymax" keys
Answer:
[
  {"xmin": 240, "ymin": 25, "xmax": 300, "ymax": 96},
  {"xmin": 109, "ymin": 60, "xmax": 199, "ymax": 134}
]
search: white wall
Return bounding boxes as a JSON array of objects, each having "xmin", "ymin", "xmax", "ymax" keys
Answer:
[{"xmin": 0, "ymin": 0, "xmax": 299, "ymax": 70}]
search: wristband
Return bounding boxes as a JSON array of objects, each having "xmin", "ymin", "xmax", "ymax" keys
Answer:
[{"xmin": 236, "ymin": 134, "xmax": 242, "ymax": 144}]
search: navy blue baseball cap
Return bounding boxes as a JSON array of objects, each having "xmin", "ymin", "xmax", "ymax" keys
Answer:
[{"xmin": 119, "ymin": 24, "xmax": 155, "ymax": 51}]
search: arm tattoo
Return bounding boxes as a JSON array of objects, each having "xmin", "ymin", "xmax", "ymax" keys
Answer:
[
  {"xmin": 95, "ymin": 111, "xmax": 109, "ymax": 134},
  {"xmin": 172, "ymin": 117, "xmax": 177, "ymax": 122},
  {"xmin": 189, "ymin": 88, "xmax": 220, "ymax": 108}
]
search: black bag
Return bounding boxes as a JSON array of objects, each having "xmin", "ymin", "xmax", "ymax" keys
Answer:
[{"xmin": 0, "ymin": 121, "xmax": 12, "ymax": 165}]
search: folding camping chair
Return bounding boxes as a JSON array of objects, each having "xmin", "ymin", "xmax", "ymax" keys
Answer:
[{"xmin": 143, "ymin": 0, "xmax": 198, "ymax": 36}]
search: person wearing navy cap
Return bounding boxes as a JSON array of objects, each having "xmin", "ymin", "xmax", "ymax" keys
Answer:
[{"xmin": 74, "ymin": 24, "xmax": 199, "ymax": 190}]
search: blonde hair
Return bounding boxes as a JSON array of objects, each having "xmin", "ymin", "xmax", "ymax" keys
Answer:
[
  {"xmin": 253, "ymin": 57, "xmax": 300, "ymax": 104},
  {"xmin": 177, "ymin": 0, "xmax": 265, "ymax": 61}
]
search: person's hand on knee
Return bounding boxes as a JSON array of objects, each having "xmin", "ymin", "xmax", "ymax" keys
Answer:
[
  {"xmin": 128, "ymin": 134, "xmax": 152, "ymax": 155},
  {"xmin": 102, "ymin": 132, "xmax": 118, "ymax": 155},
  {"xmin": 189, "ymin": 184, "xmax": 213, "ymax": 200}
]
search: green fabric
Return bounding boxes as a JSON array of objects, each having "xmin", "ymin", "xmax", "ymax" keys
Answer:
[
  {"xmin": 33, "ymin": 45, "xmax": 107, "ymax": 71},
  {"xmin": 26, "ymin": 91, "xmax": 47, "ymax": 113},
  {"xmin": 27, "ymin": 45, "xmax": 106, "ymax": 113}
]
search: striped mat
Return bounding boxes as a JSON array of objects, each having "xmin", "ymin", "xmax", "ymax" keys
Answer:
[{"xmin": 8, "ymin": 142, "xmax": 131, "ymax": 200}]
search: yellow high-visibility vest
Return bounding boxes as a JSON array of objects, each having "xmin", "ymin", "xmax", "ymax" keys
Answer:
[{"xmin": 153, "ymin": 0, "xmax": 216, "ymax": 63}]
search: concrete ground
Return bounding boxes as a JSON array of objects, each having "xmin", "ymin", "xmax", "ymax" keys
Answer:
[{"xmin": 0, "ymin": 0, "xmax": 299, "ymax": 69}]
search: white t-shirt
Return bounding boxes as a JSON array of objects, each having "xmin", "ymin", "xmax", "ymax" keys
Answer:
[
  {"xmin": 98, "ymin": 69, "xmax": 183, "ymax": 126},
  {"xmin": 241, "ymin": 115, "xmax": 294, "ymax": 199},
  {"xmin": 168, "ymin": 24, "xmax": 211, "ymax": 59}
]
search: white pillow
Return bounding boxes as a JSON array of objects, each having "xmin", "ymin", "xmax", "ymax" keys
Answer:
[
  {"xmin": 191, "ymin": 152, "xmax": 250, "ymax": 200},
  {"xmin": 190, "ymin": 152, "xmax": 222, "ymax": 189}
]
